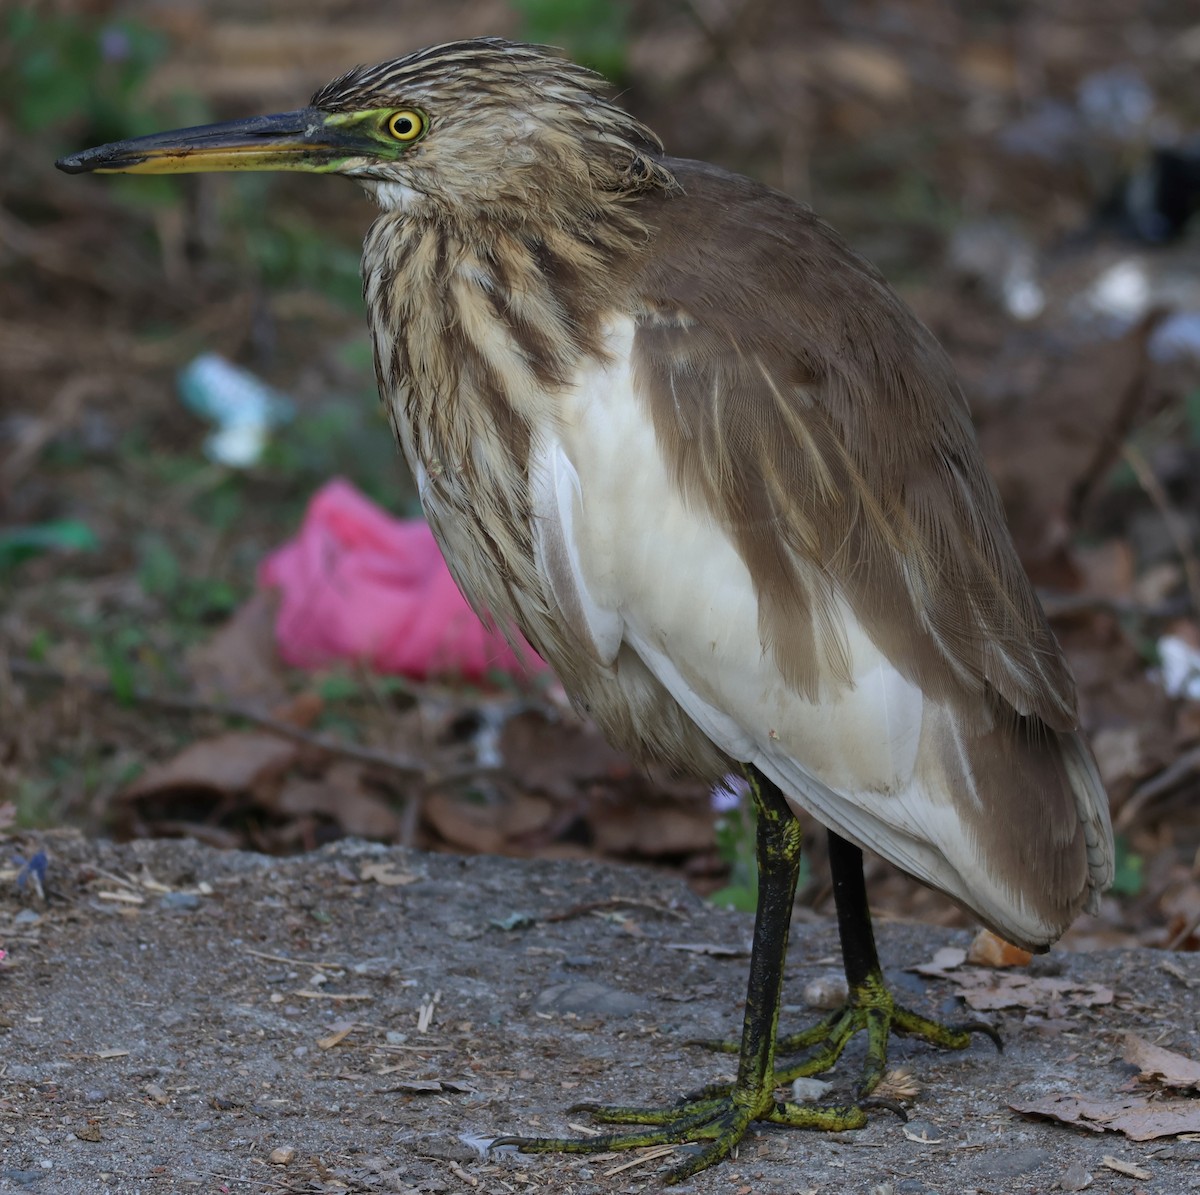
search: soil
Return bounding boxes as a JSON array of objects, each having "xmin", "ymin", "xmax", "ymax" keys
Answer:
[{"xmin": 2, "ymin": 833, "xmax": 1198, "ymax": 1195}]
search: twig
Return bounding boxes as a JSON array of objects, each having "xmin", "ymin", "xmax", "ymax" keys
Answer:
[
  {"xmin": 541, "ymin": 896, "xmax": 688, "ymax": 923},
  {"xmin": 242, "ymin": 947, "xmax": 347, "ymax": 972},
  {"xmin": 1166, "ymin": 907, "xmax": 1200, "ymax": 951},
  {"xmin": 1116, "ymin": 744, "xmax": 1200, "ymax": 832},
  {"xmin": 7, "ymin": 656, "xmax": 497, "ymax": 789},
  {"xmin": 1120, "ymin": 442, "xmax": 1200, "ymax": 617}
]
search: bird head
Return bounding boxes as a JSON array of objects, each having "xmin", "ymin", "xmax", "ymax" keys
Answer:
[{"xmin": 56, "ymin": 38, "xmax": 673, "ymax": 220}]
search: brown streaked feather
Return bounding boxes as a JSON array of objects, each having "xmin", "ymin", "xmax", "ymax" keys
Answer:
[{"xmin": 629, "ymin": 158, "xmax": 1076, "ymax": 731}]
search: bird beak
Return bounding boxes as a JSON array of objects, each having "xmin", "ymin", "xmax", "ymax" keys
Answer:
[{"xmin": 55, "ymin": 108, "xmax": 357, "ymax": 175}]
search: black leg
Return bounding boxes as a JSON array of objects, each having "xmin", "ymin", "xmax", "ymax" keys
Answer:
[
  {"xmin": 762, "ymin": 829, "xmax": 1002, "ymax": 1095},
  {"xmin": 492, "ymin": 767, "xmax": 866, "ymax": 1183},
  {"xmin": 828, "ymin": 830, "xmax": 880, "ymax": 991}
]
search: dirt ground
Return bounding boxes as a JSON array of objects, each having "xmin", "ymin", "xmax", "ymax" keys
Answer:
[{"xmin": 1, "ymin": 833, "xmax": 1198, "ymax": 1195}]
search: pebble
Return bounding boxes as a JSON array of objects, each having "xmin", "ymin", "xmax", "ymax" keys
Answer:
[
  {"xmin": 534, "ymin": 980, "xmax": 646, "ymax": 1017},
  {"xmin": 790, "ymin": 1077, "xmax": 833, "ymax": 1102},
  {"xmin": 269, "ymin": 1146, "xmax": 295, "ymax": 1165},
  {"xmin": 972, "ymin": 1146, "xmax": 1051, "ymax": 1178},
  {"xmin": 802, "ymin": 974, "xmax": 848, "ymax": 1009},
  {"xmin": 159, "ymin": 892, "xmax": 200, "ymax": 911},
  {"xmin": 1057, "ymin": 1162, "xmax": 1093, "ymax": 1191}
]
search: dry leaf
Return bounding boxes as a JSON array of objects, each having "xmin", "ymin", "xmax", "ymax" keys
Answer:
[
  {"xmin": 316, "ymin": 1023, "xmax": 355, "ymax": 1050},
  {"xmin": 423, "ymin": 790, "xmax": 507, "ymax": 854},
  {"xmin": 1012, "ymin": 1093, "xmax": 1200, "ymax": 1140},
  {"xmin": 360, "ymin": 861, "xmax": 417, "ymax": 887},
  {"xmin": 902, "ymin": 1125, "xmax": 943, "ymax": 1144},
  {"xmin": 925, "ymin": 969, "xmax": 1113, "ymax": 1012},
  {"xmin": 1124, "ymin": 1033, "xmax": 1200, "ymax": 1091},
  {"xmin": 121, "ymin": 732, "xmax": 297, "ymax": 801},
  {"xmin": 665, "ymin": 942, "xmax": 749, "ymax": 957},
  {"xmin": 275, "ymin": 767, "xmax": 401, "ymax": 839},
  {"xmin": 388, "ymin": 1079, "xmax": 474, "ymax": 1094},
  {"xmin": 910, "ymin": 946, "xmax": 967, "ymax": 977},
  {"xmin": 965, "ymin": 928, "xmax": 1033, "ymax": 968},
  {"xmin": 188, "ymin": 588, "xmax": 289, "ymax": 707}
]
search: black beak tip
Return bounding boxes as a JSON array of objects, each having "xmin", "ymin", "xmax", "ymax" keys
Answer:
[{"xmin": 55, "ymin": 146, "xmax": 151, "ymax": 175}]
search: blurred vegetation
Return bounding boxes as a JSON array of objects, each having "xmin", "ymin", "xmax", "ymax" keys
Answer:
[
  {"xmin": 1, "ymin": 9, "xmax": 411, "ymax": 831},
  {"xmin": 512, "ymin": 0, "xmax": 629, "ymax": 81}
]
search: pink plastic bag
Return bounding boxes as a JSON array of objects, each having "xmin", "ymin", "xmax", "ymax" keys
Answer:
[{"xmin": 259, "ymin": 479, "xmax": 547, "ymax": 683}]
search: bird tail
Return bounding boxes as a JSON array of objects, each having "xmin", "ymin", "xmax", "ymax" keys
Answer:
[{"xmin": 936, "ymin": 712, "xmax": 1114, "ymax": 951}]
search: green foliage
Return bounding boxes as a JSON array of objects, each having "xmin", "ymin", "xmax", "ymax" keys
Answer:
[
  {"xmin": 1185, "ymin": 387, "xmax": 1200, "ymax": 443},
  {"xmin": 1110, "ymin": 835, "xmax": 1144, "ymax": 897},
  {"xmin": 136, "ymin": 533, "xmax": 239, "ymax": 625},
  {"xmin": 262, "ymin": 399, "xmax": 414, "ymax": 512},
  {"xmin": 0, "ymin": 520, "xmax": 98, "ymax": 572},
  {"xmin": 709, "ymin": 796, "xmax": 759, "ymax": 912},
  {"xmin": 512, "ymin": 0, "xmax": 630, "ymax": 81},
  {"xmin": 230, "ymin": 176, "xmax": 366, "ymax": 311},
  {"xmin": 12, "ymin": 777, "xmax": 57, "ymax": 828},
  {"xmin": 99, "ymin": 626, "xmax": 140, "ymax": 705},
  {"xmin": 709, "ymin": 784, "xmax": 811, "ymax": 913},
  {"xmin": 2, "ymin": 10, "xmax": 164, "ymax": 137}
]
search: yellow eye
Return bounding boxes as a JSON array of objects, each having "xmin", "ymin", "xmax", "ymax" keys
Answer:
[{"xmin": 387, "ymin": 110, "xmax": 425, "ymax": 142}]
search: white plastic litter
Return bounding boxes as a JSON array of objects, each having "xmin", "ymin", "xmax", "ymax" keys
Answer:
[
  {"xmin": 178, "ymin": 352, "xmax": 294, "ymax": 467},
  {"xmin": 1158, "ymin": 635, "xmax": 1200, "ymax": 701}
]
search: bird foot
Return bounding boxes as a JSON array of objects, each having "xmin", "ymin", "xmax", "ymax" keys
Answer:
[
  {"xmin": 492, "ymin": 1089, "xmax": 866, "ymax": 1184},
  {"xmin": 696, "ymin": 970, "xmax": 1001, "ymax": 1099}
]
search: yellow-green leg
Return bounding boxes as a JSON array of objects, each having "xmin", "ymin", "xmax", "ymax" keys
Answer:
[
  {"xmin": 702, "ymin": 831, "xmax": 1001, "ymax": 1098},
  {"xmin": 492, "ymin": 769, "xmax": 866, "ymax": 1184}
]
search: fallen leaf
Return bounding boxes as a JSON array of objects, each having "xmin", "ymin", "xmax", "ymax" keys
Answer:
[
  {"xmin": 387, "ymin": 1078, "xmax": 474, "ymax": 1094},
  {"xmin": 489, "ymin": 912, "xmax": 535, "ymax": 931},
  {"xmin": 423, "ymin": 790, "xmax": 506, "ymax": 855},
  {"xmin": 1124, "ymin": 1033, "xmax": 1200, "ymax": 1091},
  {"xmin": 925, "ymin": 969, "xmax": 1113, "ymax": 1012},
  {"xmin": 1100, "ymin": 1155, "xmax": 1151, "ymax": 1180},
  {"xmin": 317, "ymin": 1023, "xmax": 355, "ymax": 1050},
  {"xmin": 188, "ymin": 588, "xmax": 289, "ymax": 708},
  {"xmin": 121, "ymin": 732, "xmax": 297, "ymax": 802},
  {"xmin": 902, "ymin": 1125, "xmax": 943, "ymax": 1144},
  {"xmin": 1012, "ymin": 1093, "xmax": 1200, "ymax": 1140},
  {"xmin": 665, "ymin": 942, "xmax": 749, "ymax": 957},
  {"xmin": 360, "ymin": 861, "xmax": 417, "ymax": 887},
  {"xmin": 275, "ymin": 766, "xmax": 401, "ymax": 839},
  {"xmin": 910, "ymin": 946, "xmax": 967, "ymax": 977},
  {"xmin": 966, "ymin": 929, "xmax": 1033, "ymax": 968}
]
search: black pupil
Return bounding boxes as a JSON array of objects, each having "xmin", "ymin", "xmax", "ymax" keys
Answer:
[{"xmin": 394, "ymin": 116, "xmax": 413, "ymax": 135}]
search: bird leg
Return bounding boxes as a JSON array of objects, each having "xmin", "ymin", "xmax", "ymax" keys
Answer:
[
  {"xmin": 699, "ymin": 830, "xmax": 1001, "ymax": 1099},
  {"xmin": 492, "ymin": 769, "xmax": 865, "ymax": 1184}
]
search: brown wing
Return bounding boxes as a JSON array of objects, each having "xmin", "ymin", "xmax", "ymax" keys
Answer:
[{"xmin": 627, "ymin": 157, "xmax": 1077, "ymax": 733}]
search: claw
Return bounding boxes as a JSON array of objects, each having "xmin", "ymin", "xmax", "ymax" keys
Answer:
[
  {"xmin": 949, "ymin": 1019, "xmax": 1004, "ymax": 1052},
  {"xmin": 494, "ymin": 1091, "xmax": 867, "ymax": 1184}
]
